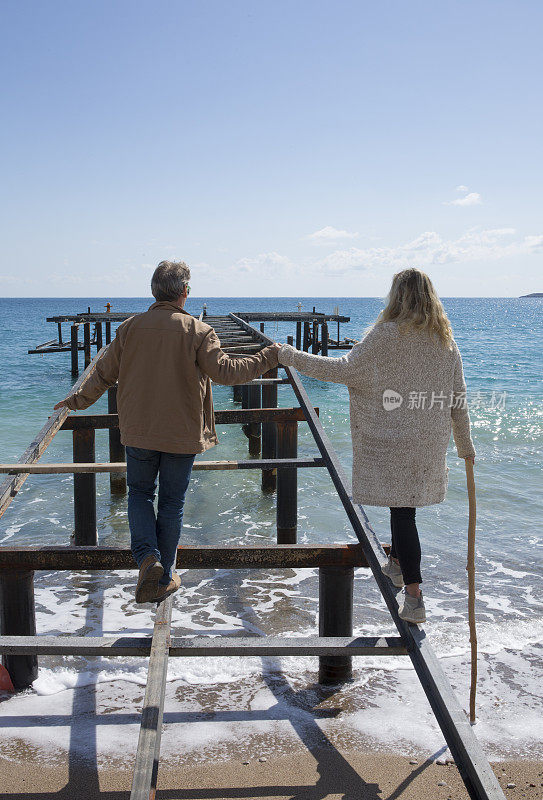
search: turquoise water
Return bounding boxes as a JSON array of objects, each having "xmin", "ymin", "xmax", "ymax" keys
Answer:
[{"xmin": 0, "ymin": 296, "xmax": 542, "ymax": 762}]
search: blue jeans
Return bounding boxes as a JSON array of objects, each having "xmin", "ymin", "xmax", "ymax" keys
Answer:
[{"xmin": 126, "ymin": 447, "xmax": 195, "ymax": 585}]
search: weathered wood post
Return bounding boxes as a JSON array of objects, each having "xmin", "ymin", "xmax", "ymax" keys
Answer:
[
  {"xmin": 318, "ymin": 566, "xmax": 354, "ymax": 684},
  {"xmin": 0, "ymin": 570, "xmax": 38, "ymax": 689},
  {"xmin": 233, "ymin": 384, "xmax": 243, "ymax": 402},
  {"xmin": 260, "ymin": 322, "xmax": 265, "ymax": 333},
  {"xmin": 247, "ymin": 384, "xmax": 262, "ymax": 457},
  {"xmin": 296, "ymin": 320, "xmax": 302, "ymax": 350},
  {"xmin": 105, "ymin": 320, "xmax": 112, "ymax": 344},
  {"xmin": 73, "ymin": 427, "xmax": 97, "ymax": 545},
  {"xmin": 276, "ymin": 421, "xmax": 297, "ymax": 543},
  {"xmin": 108, "ymin": 386, "xmax": 126, "ymax": 494},
  {"xmin": 83, "ymin": 322, "xmax": 91, "ymax": 368},
  {"xmin": 321, "ymin": 322, "xmax": 329, "ymax": 356},
  {"xmin": 312, "ymin": 321, "xmax": 319, "ymax": 354},
  {"xmin": 70, "ymin": 324, "xmax": 79, "ymax": 376},
  {"xmin": 95, "ymin": 322, "xmax": 103, "ymax": 351},
  {"xmin": 287, "ymin": 335, "xmax": 294, "ymax": 346},
  {"xmin": 261, "ymin": 368, "xmax": 277, "ymax": 492},
  {"xmin": 57, "ymin": 322, "xmax": 63, "ymax": 346}
]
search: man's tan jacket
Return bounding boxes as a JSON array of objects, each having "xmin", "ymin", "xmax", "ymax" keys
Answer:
[{"xmin": 66, "ymin": 301, "xmax": 279, "ymax": 453}]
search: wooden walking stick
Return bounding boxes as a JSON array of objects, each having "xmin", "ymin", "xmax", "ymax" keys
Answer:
[{"xmin": 465, "ymin": 458, "xmax": 477, "ymax": 723}]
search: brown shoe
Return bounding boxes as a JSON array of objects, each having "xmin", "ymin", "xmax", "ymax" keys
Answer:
[
  {"xmin": 151, "ymin": 572, "xmax": 181, "ymax": 603},
  {"xmin": 135, "ymin": 554, "xmax": 164, "ymax": 603}
]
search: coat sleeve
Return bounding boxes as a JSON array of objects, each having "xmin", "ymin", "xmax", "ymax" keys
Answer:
[
  {"xmin": 450, "ymin": 347, "xmax": 476, "ymax": 459},
  {"xmin": 64, "ymin": 321, "xmax": 129, "ymax": 411},
  {"xmin": 278, "ymin": 337, "xmax": 372, "ymax": 388},
  {"xmin": 196, "ymin": 330, "xmax": 279, "ymax": 385}
]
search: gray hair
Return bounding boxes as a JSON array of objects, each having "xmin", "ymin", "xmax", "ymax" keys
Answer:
[{"xmin": 151, "ymin": 260, "xmax": 191, "ymax": 301}]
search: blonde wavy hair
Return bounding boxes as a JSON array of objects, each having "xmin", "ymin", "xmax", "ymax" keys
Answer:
[{"xmin": 375, "ymin": 268, "xmax": 453, "ymax": 348}]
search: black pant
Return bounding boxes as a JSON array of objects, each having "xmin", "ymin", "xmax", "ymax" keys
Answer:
[{"xmin": 389, "ymin": 507, "xmax": 422, "ymax": 585}]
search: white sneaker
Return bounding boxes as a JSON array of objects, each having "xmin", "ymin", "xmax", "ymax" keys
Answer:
[
  {"xmin": 381, "ymin": 556, "xmax": 404, "ymax": 588},
  {"xmin": 398, "ymin": 591, "xmax": 426, "ymax": 624}
]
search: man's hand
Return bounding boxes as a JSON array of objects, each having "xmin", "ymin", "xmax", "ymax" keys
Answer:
[{"xmin": 53, "ymin": 399, "xmax": 70, "ymax": 411}]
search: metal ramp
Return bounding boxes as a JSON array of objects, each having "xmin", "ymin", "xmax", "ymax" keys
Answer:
[{"xmin": 0, "ymin": 313, "xmax": 505, "ymax": 800}]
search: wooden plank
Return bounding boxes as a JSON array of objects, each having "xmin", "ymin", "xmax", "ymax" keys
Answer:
[
  {"xmin": 130, "ymin": 596, "xmax": 172, "ymax": 800},
  {"xmin": 47, "ymin": 313, "xmax": 137, "ymax": 322},
  {"xmin": 232, "ymin": 315, "xmax": 505, "ymax": 800},
  {"xmin": 60, "ymin": 407, "xmax": 317, "ymax": 430},
  {"xmin": 0, "ymin": 634, "xmax": 407, "ymax": 657},
  {"xmin": 235, "ymin": 312, "xmax": 350, "ymax": 322},
  {"xmin": 0, "ymin": 349, "xmax": 108, "ymax": 520},
  {"xmin": 0, "ymin": 457, "xmax": 325, "ymax": 474},
  {"xmin": 0, "ymin": 543, "xmax": 389, "ymax": 571}
]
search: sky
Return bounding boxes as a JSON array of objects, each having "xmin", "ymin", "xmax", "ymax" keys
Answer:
[{"xmin": 1, "ymin": 0, "xmax": 542, "ymax": 297}]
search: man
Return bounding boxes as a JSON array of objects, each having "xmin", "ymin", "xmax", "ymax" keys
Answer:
[{"xmin": 54, "ymin": 261, "xmax": 280, "ymax": 603}]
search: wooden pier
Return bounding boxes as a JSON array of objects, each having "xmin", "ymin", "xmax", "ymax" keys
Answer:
[
  {"xmin": 28, "ymin": 305, "xmax": 353, "ymax": 372},
  {"xmin": 1, "ymin": 312, "xmax": 505, "ymax": 800}
]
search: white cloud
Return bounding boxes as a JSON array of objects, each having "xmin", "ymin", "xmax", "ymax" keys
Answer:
[
  {"xmin": 233, "ymin": 251, "xmax": 295, "ymax": 275},
  {"xmin": 306, "ymin": 225, "xmax": 359, "ymax": 242},
  {"xmin": 315, "ymin": 227, "xmax": 543, "ymax": 276},
  {"xmin": 445, "ymin": 185, "xmax": 482, "ymax": 206},
  {"xmin": 450, "ymin": 192, "xmax": 483, "ymax": 206}
]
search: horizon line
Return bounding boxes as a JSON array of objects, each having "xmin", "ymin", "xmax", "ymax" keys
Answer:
[{"xmin": 0, "ymin": 295, "xmax": 535, "ymax": 300}]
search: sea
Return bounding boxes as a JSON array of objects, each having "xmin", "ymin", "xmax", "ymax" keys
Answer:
[{"xmin": 0, "ymin": 296, "xmax": 541, "ymax": 767}]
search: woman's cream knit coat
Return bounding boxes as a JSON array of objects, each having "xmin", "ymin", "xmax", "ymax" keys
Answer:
[{"xmin": 278, "ymin": 321, "xmax": 476, "ymax": 508}]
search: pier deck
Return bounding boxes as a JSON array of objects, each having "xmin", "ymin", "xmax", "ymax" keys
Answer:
[{"xmin": 28, "ymin": 305, "xmax": 354, "ymax": 362}]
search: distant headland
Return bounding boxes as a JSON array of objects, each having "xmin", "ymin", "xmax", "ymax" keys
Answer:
[{"xmin": 520, "ymin": 292, "xmax": 543, "ymax": 297}]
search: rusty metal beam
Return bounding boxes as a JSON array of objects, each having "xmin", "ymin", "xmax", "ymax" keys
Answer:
[
  {"xmin": 59, "ymin": 407, "xmax": 317, "ymax": 431},
  {"xmin": 0, "ymin": 457, "xmax": 325, "ymax": 475},
  {"xmin": 0, "ymin": 544, "xmax": 389, "ymax": 571}
]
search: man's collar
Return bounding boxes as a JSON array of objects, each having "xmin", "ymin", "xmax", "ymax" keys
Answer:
[{"xmin": 148, "ymin": 300, "xmax": 189, "ymax": 314}]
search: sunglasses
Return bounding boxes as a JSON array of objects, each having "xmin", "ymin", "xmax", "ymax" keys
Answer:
[{"xmin": 185, "ymin": 284, "xmax": 191, "ymax": 295}]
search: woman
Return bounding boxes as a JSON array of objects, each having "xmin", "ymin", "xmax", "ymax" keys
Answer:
[{"xmin": 278, "ymin": 268, "xmax": 476, "ymax": 624}]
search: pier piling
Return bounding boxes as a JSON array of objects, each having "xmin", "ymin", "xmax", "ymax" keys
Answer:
[
  {"xmin": 312, "ymin": 321, "xmax": 319, "ymax": 354},
  {"xmin": 108, "ymin": 386, "xmax": 126, "ymax": 494},
  {"xmin": 276, "ymin": 421, "xmax": 297, "ymax": 543},
  {"xmin": 247, "ymin": 384, "xmax": 262, "ymax": 457},
  {"xmin": 70, "ymin": 324, "xmax": 79, "ymax": 376},
  {"xmin": 83, "ymin": 322, "xmax": 91, "ymax": 368},
  {"xmin": 318, "ymin": 566, "xmax": 354, "ymax": 684},
  {"xmin": 95, "ymin": 322, "xmax": 103, "ymax": 351},
  {"xmin": 321, "ymin": 322, "xmax": 329, "ymax": 356},
  {"xmin": 73, "ymin": 428, "xmax": 97, "ymax": 545},
  {"xmin": 303, "ymin": 321, "xmax": 311, "ymax": 351},
  {"xmin": 261, "ymin": 368, "xmax": 278, "ymax": 492},
  {"xmin": 0, "ymin": 570, "xmax": 37, "ymax": 689}
]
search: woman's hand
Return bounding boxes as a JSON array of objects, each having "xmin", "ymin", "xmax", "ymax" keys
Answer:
[{"xmin": 53, "ymin": 399, "xmax": 69, "ymax": 411}]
